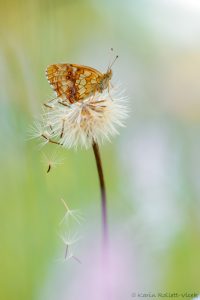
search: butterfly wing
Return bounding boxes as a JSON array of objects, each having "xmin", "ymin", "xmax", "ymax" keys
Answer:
[{"xmin": 46, "ymin": 64, "xmax": 103, "ymax": 103}]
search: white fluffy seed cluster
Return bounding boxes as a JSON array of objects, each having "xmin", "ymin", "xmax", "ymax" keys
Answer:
[{"xmin": 34, "ymin": 88, "xmax": 128, "ymax": 149}]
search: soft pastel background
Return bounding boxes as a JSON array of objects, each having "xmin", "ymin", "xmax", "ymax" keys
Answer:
[{"xmin": 1, "ymin": 0, "xmax": 200, "ymax": 299}]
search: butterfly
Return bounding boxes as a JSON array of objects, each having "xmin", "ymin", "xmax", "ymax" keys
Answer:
[{"xmin": 45, "ymin": 55, "xmax": 118, "ymax": 105}]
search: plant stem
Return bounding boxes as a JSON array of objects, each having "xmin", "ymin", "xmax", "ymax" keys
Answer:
[{"xmin": 92, "ymin": 142, "xmax": 108, "ymax": 248}]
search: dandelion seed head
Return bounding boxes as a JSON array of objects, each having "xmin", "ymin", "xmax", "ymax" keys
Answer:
[{"xmin": 40, "ymin": 86, "xmax": 128, "ymax": 149}]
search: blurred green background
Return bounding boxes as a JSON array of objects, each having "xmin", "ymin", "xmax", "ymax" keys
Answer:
[{"xmin": 1, "ymin": 0, "xmax": 200, "ymax": 299}]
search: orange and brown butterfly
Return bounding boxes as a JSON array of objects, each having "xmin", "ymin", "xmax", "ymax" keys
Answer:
[{"xmin": 45, "ymin": 55, "xmax": 118, "ymax": 105}]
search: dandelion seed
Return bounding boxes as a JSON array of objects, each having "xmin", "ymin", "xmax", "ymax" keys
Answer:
[
  {"xmin": 64, "ymin": 244, "xmax": 69, "ymax": 259},
  {"xmin": 55, "ymin": 247, "xmax": 78, "ymax": 263},
  {"xmin": 28, "ymin": 120, "xmax": 47, "ymax": 140},
  {"xmin": 58, "ymin": 231, "xmax": 82, "ymax": 246},
  {"xmin": 60, "ymin": 198, "xmax": 84, "ymax": 225},
  {"xmin": 42, "ymin": 152, "xmax": 64, "ymax": 173},
  {"xmin": 63, "ymin": 247, "xmax": 81, "ymax": 264},
  {"xmin": 60, "ymin": 119, "xmax": 65, "ymax": 138},
  {"xmin": 72, "ymin": 255, "xmax": 82, "ymax": 264},
  {"xmin": 43, "ymin": 103, "xmax": 53, "ymax": 109},
  {"xmin": 58, "ymin": 231, "xmax": 82, "ymax": 263},
  {"xmin": 62, "ymin": 247, "xmax": 81, "ymax": 264}
]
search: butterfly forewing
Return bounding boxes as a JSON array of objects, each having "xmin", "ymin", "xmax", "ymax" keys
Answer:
[{"xmin": 46, "ymin": 64, "xmax": 103, "ymax": 103}]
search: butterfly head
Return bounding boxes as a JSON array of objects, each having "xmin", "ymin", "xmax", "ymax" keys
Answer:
[{"xmin": 99, "ymin": 69, "xmax": 112, "ymax": 91}]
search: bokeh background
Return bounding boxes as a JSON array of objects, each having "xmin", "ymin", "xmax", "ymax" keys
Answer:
[{"xmin": 1, "ymin": 0, "xmax": 200, "ymax": 299}]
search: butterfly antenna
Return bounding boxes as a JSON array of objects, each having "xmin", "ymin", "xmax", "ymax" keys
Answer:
[
  {"xmin": 107, "ymin": 48, "xmax": 119, "ymax": 71},
  {"xmin": 109, "ymin": 55, "xmax": 119, "ymax": 69}
]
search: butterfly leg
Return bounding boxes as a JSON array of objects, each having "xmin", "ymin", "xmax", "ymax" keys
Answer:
[
  {"xmin": 88, "ymin": 85, "xmax": 98, "ymax": 103},
  {"xmin": 110, "ymin": 82, "xmax": 113, "ymax": 88},
  {"xmin": 108, "ymin": 83, "xmax": 113, "ymax": 101}
]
